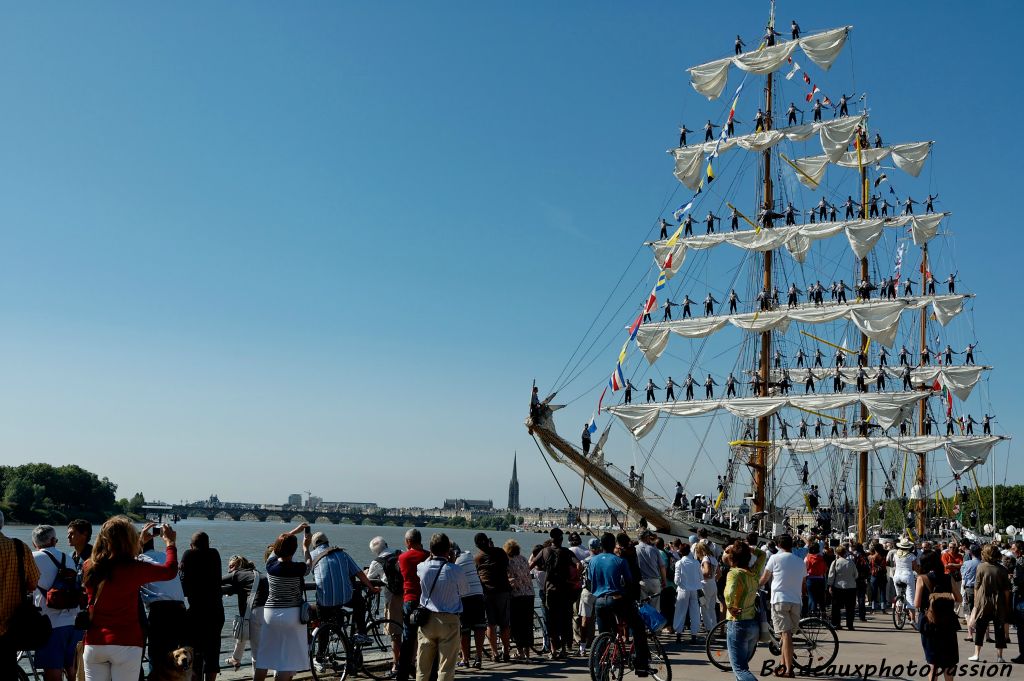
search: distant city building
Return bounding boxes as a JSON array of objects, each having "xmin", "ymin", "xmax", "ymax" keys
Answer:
[
  {"xmin": 443, "ymin": 498, "xmax": 494, "ymax": 512},
  {"xmin": 507, "ymin": 453, "xmax": 520, "ymax": 511},
  {"xmin": 287, "ymin": 494, "xmax": 302, "ymax": 507},
  {"xmin": 307, "ymin": 495, "xmax": 323, "ymax": 508}
]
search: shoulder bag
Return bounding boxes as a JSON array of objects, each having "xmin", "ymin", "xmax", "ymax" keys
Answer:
[
  {"xmin": 232, "ymin": 569, "xmax": 261, "ymax": 639},
  {"xmin": 10, "ymin": 539, "xmax": 53, "ymax": 650},
  {"xmin": 410, "ymin": 559, "xmax": 445, "ymax": 627}
]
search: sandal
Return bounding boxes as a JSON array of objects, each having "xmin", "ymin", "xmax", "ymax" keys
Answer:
[{"xmin": 224, "ymin": 657, "xmax": 241, "ymax": 672}]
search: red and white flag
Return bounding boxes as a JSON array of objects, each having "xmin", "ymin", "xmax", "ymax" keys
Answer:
[{"xmin": 805, "ymin": 85, "xmax": 820, "ymax": 102}]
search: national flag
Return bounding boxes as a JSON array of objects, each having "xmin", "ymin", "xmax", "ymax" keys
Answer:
[
  {"xmin": 874, "ymin": 173, "xmax": 888, "ymax": 187},
  {"xmin": 786, "ymin": 60, "xmax": 801, "ymax": 80},
  {"xmin": 803, "ymin": 72, "xmax": 811, "ymax": 85},
  {"xmin": 805, "ymin": 85, "xmax": 820, "ymax": 102}
]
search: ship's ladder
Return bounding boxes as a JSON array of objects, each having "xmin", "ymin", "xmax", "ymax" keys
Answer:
[
  {"xmin": 786, "ymin": 448, "xmax": 813, "ymax": 511},
  {"xmin": 714, "ymin": 455, "xmax": 742, "ymax": 510},
  {"xmin": 836, "ymin": 451, "xmax": 857, "ymax": 497}
]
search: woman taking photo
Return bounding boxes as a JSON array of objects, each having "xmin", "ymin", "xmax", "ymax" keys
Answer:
[
  {"xmin": 722, "ymin": 540, "xmax": 767, "ymax": 681},
  {"xmin": 180, "ymin": 531, "xmax": 224, "ymax": 681},
  {"xmin": 260, "ymin": 523, "xmax": 312, "ymax": 681},
  {"xmin": 82, "ymin": 518, "xmax": 178, "ymax": 681},
  {"xmin": 504, "ymin": 539, "xmax": 535, "ymax": 660}
]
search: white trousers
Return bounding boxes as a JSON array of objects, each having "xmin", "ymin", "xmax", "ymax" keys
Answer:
[
  {"xmin": 674, "ymin": 588, "xmax": 701, "ymax": 636},
  {"xmin": 83, "ymin": 645, "xmax": 143, "ymax": 681}
]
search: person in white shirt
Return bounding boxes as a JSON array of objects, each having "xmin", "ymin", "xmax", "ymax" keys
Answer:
[
  {"xmin": 366, "ymin": 537, "xmax": 404, "ymax": 674},
  {"xmin": 32, "ymin": 525, "xmax": 83, "ymax": 681},
  {"xmin": 759, "ymin": 534, "xmax": 805, "ymax": 678},
  {"xmin": 673, "ymin": 543, "xmax": 703, "ymax": 641},
  {"xmin": 694, "ymin": 542, "xmax": 719, "ymax": 630},
  {"xmin": 139, "ymin": 530, "xmax": 189, "ymax": 673}
]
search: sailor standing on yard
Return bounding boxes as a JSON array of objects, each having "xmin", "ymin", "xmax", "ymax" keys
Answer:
[
  {"xmin": 624, "ymin": 379, "xmax": 636, "ymax": 405},
  {"xmin": 813, "ymin": 99, "xmax": 823, "ymax": 122},
  {"xmin": 728, "ymin": 289, "xmax": 739, "ymax": 314},
  {"xmin": 791, "ymin": 20, "xmax": 801, "ymax": 40},
  {"xmin": 678, "ymin": 125, "xmax": 692, "ymax": 147},
  {"xmin": 645, "ymin": 379, "xmax": 659, "ymax": 403},
  {"xmin": 582, "ymin": 425, "xmax": 592, "ymax": 455},
  {"xmin": 726, "ymin": 372, "xmax": 738, "ymax": 398},
  {"xmin": 786, "ymin": 102, "xmax": 802, "ymax": 126},
  {"xmin": 964, "ymin": 342, "xmax": 977, "ymax": 365},
  {"xmin": 705, "ymin": 374, "xmax": 718, "ymax": 400},
  {"xmin": 946, "ymin": 272, "xmax": 958, "ymax": 294},
  {"xmin": 784, "ymin": 202, "xmax": 800, "ymax": 226},
  {"xmin": 704, "ymin": 293, "xmax": 719, "ymax": 316},
  {"xmin": 665, "ymin": 377, "xmax": 678, "ymax": 401},
  {"xmin": 804, "ymin": 369, "xmax": 816, "ymax": 394},
  {"xmin": 943, "ymin": 344, "xmax": 958, "ymax": 365},
  {"xmin": 704, "ymin": 120, "xmax": 719, "ymax": 142},
  {"xmin": 683, "ymin": 214, "xmax": 695, "ymax": 237},
  {"xmin": 878, "ymin": 346, "xmax": 890, "ymax": 367},
  {"xmin": 837, "ymin": 93, "xmax": 852, "ymax": 117},
  {"xmin": 925, "ymin": 194, "xmax": 939, "ymax": 213},
  {"xmin": 983, "ymin": 414, "xmax": 995, "ymax": 435},
  {"xmin": 681, "ymin": 295, "xmax": 693, "ymax": 318},
  {"xmin": 659, "ymin": 218, "xmax": 671, "ymax": 240},
  {"xmin": 901, "ymin": 365, "xmax": 913, "ymax": 391},
  {"xmin": 684, "ymin": 374, "xmax": 696, "ymax": 401},
  {"xmin": 735, "ymin": 35, "xmax": 746, "ymax": 55},
  {"xmin": 843, "ymin": 196, "xmax": 859, "ymax": 220},
  {"xmin": 705, "ymin": 211, "xmax": 720, "ymax": 234},
  {"xmin": 902, "ymin": 196, "xmax": 918, "ymax": 215},
  {"xmin": 795, "ymin": 348, "xmax": 807, "ymax": 368},
  {"xmin": 662, "ymin": 298, "xmax": 679, "ymax": 321},
  {"xmin": 729, "ymin": 207, "xmax": 740, "ymax": 231}
]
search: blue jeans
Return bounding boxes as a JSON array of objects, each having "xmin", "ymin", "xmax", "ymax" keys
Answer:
[
  {"xmin": 727, "ymin": 619, "xmax": 759, "ymax": 681},
  {"xmin": 397, "ymin": 601, "xmax": 419, "ymax": 681}
]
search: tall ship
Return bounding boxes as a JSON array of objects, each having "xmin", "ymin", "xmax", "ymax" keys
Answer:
[{"xmin": 526, "ymin": 5, "xmax": 1009, "ymax": 544}]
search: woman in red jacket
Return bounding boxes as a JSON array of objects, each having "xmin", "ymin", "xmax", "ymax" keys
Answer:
[{"xmin": 82, "ymin": 517, "xmax": 178, "ymax": 681}]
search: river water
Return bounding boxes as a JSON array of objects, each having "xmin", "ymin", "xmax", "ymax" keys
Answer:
[{"xmin": 6, "ymin": 518, "xmax": 534, "ymax": 629}]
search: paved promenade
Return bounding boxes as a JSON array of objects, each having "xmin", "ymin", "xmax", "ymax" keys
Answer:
[{"xmin": 209, "ymin": 611, "xmax": 1021, "ymax": 681}]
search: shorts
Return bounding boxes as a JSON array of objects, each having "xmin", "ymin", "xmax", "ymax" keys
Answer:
[
  {"xmin": 460, "ymin": 594, "xmax": 487, "ymax": 633},
  {"xmin": 35, "ymin": 624, "xmax": 83, "ymax": 670},
  {"xmin": 579, "ymin": 589, "xmax": 595, "ymax": 618},
  {"xmin": 484, "ymin": 591, "xmax": 511, "ymax": 629},
  {"xmin": 384, "ymin": 593, "xmax": 404, "ymax": 637},
  {"xmin": 771, "ymin": 602, "xmax": 801, "ymax": 634}
]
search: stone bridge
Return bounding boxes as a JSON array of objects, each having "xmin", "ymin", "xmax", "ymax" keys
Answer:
[{"xmin": 165, "ymin": 505, "xmax": 443, "ymax": 528}]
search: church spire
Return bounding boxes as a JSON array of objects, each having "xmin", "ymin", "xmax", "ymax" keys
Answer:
[{"xmin": 507, "ymin": 452, "xmax": 520, "ymax": 511}]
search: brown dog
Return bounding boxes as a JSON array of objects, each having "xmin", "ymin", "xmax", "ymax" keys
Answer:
[{"xmin": 148, "ymin": 647, "xmax": 194, "ymax": 681}]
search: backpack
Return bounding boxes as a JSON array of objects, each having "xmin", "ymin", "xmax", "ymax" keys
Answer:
[
  {"xmin": 545, "ymin": 547, "xmax": 575, "ymax": 590},
  {"xmin": 381, "ymin": 551, "xmax": 404, "ymax": 597},
  {"xmin": 39, "ymin": 550, "xmax": 84, "ymax": 611},
  {"xmin": 854, "ymin": 552, "xmax": 870, "ymax": 580},
  {"xmin": 924, "ymin": 574, "xmax": 956, "ymax": 627}
]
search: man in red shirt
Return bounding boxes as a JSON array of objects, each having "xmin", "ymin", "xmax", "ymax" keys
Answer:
[
  {"xmin": 941, "ymin": 539, "xmax": 963, "ymax": 584},
  {"xmin": 397, "ymin": 528, "xmax": 430, "ymax": 681}
]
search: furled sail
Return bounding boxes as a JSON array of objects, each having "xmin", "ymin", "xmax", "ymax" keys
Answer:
[
  {"xmin": 688, "ymin": 27, "xmax": 852, "ymax": 100},
  {"xmin": 768, "ymin": 365, "xmax": 989, "ymax": 402},
  {"xmin": 651, "ymin": 213, "xmax": 946, "ymax": 275},
  {"xmin": 789, "ymin": 141, "xmax": 934, "ymax": 188},
  {"xmin": 671, "ymin": 116, "xmax": 864, "ymax": 190},
  {"xmin": 608, "ymin": 392, "xmax": 928, "ymax": 439},
  {"xmin": 778, "ymin": 436, "xmax": 1006, "ymax": 476},
  {"xmin": 635, "ymin": 295, "xmax": 970, "ymax": 363}
]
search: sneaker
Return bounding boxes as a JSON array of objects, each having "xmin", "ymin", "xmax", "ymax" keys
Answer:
[
  {"xmin": 353, "ymin": 633, "xmax": 373, "ymax": 645},
  {"xmin": 998, "ymin": 658, "xmax": 1007, "ymax": 664},
  {"xmin": 1010, "ymin": 656, "xmax": 1024, "ymax": 664},
  {"xmin": 968, "ymin": 655, "xmax": 981, "ymax": 662},
  {"xmin": 314, "ymin": 661, "xmax": 328, "ymax": 674}
]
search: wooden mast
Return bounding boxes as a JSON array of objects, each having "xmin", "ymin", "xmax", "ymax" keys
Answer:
[
  {"xmin": 753, "ymin": 67, "xmax": 773, "ymax": 516},
  {"xmin": 916, "ymin": 245, "xmax": 930, "ymax": 537},
  {"xmin": 857, "ymin": 134, "xmax": 870, "ymax": 543}
]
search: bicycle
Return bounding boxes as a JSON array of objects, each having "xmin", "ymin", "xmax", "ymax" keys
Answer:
[
  {"xmin": 15, "ymin": 651, "xmax": 40, "ymax": 681},
  {"xmin": 892, "ymin": 581, "xmax": 916, "ymax": 630},
  {"xmin": 587, "ymin": 597, "xmax": 671, "ymax": 681},
  {"xmin": 309, "ymin": 599, "xmax": 403, "ymax": 681},
  {"xmin": 530, "ymin": 603, "xmax": 551, "ymax": 656},
  {"xmin": 705, "ymin": 590, "xmax": 838, "ymax": 674}
]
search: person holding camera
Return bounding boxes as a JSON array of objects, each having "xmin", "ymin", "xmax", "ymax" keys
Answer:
[
  {"xmin": 260, "ymin": 522, "xmax": 312, "ymax": 681},
  {"xmin": 81, "ymin": 517, "xmax": 178, "ymax": 681},
  {"xmin": 415, "ymin": 533, "xmax": 469, "ymax": 681}
]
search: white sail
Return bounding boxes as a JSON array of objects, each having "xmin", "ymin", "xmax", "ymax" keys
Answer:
[
  {"xmin": 636, "ymin": 295, "xmax": 970, "ymax": 363},
  {"xmin": 778, "ymin": 435, "xmax": 1005, "ymax": 474},
  {"xmin": 670, "ymin": 116, "xmax": 864, "ymax": 188},
  {"xmin": 789, "ymin": 142, "xmax": 934, "ymax": 188},
  {"xmin": 768, "ymin": 365, "xmax": 989, "ymax": 402},
  {"xmin": 608, "ymin": 391, "xmax": 927, "ymax": 439},
  {"xmin": 688, "ymin": 27, "xmax": 852, "ymax": 100},
  {"xmin": 651, "ymin": 213, "xmax": 946, "ymax": 275}
]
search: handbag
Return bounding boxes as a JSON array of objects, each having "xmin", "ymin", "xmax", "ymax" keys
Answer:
[
  {"xmin": 9, "ymin": 539, "xmax": 53, "ymax": 651},
  {"xmin": 74, "ymin": 577, "xmax": 106, "ymax": 631},
  {"xmin": 410, "ymin": 559, "xmax": 445, "ymax": 627},
  {"xmin": 638, "ymin": 602, "xmax": 667, "ymax": 633}
]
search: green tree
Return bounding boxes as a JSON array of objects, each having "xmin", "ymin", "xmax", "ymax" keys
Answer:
[
  {"xmin": 5, "ymin": 477, "xmax": 37, "ymax": 509},
  {"xmin": 126, "ymin": 492, "xmax": 146, "ymax": 515}
]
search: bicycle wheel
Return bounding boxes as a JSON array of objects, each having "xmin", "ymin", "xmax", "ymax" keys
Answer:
[
  {"xmin": 589, "ymin": 632, "xmax": 625, "ymax": 681},
  {"xmin": 643, "ymin": 631, "xmax": 672, "ymax": 681},
  {"xmin": 309, "ymin": 623, "xmax": 352, "ymax": 681},
  {"xmin": 361, "ymin": 618, "xmax": 402, "ymax": 680},
  {"xmin": 531, "ymin": 608, "xmax": 550, "ymax": 655},
  {"xmin": 705, "ymin": 619, "xmax": 733, "ymax": 671},
  {"xmin": 792, "ymin": 617, "xmax": 839, "ymax": 673},
  {"xmin": 14, "ymin": 666, "xmax": 29, "ymax": 681},
  {"xmin": 893, "ymin": 601, "xmax": 907, "ymax": 630}
]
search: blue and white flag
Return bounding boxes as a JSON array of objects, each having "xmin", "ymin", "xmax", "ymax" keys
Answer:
[
  {"xmin": 673, "ymin": 200, "xmax": 694, "ymax": 221},
  {"xmin": 588, "ymin": 413, "xmax": 598, "ymax": 434}
]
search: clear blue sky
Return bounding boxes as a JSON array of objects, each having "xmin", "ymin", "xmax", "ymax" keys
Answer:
[{"xmin": 1, "ymin": 2, "xmax": 1020, "ymax": 511}]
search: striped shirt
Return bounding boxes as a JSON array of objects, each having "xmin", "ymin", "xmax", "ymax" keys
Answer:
[
  {"xmin": 417, "ymin": 558, "xmax": 469, "ymax": 614},
  {"xmin": 309, "ymin": 545, "xmax": 362, "ymax": 607},
  {"xmin": 265, "ymin": 555, "xmax": 310, "ymax": 608}
]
